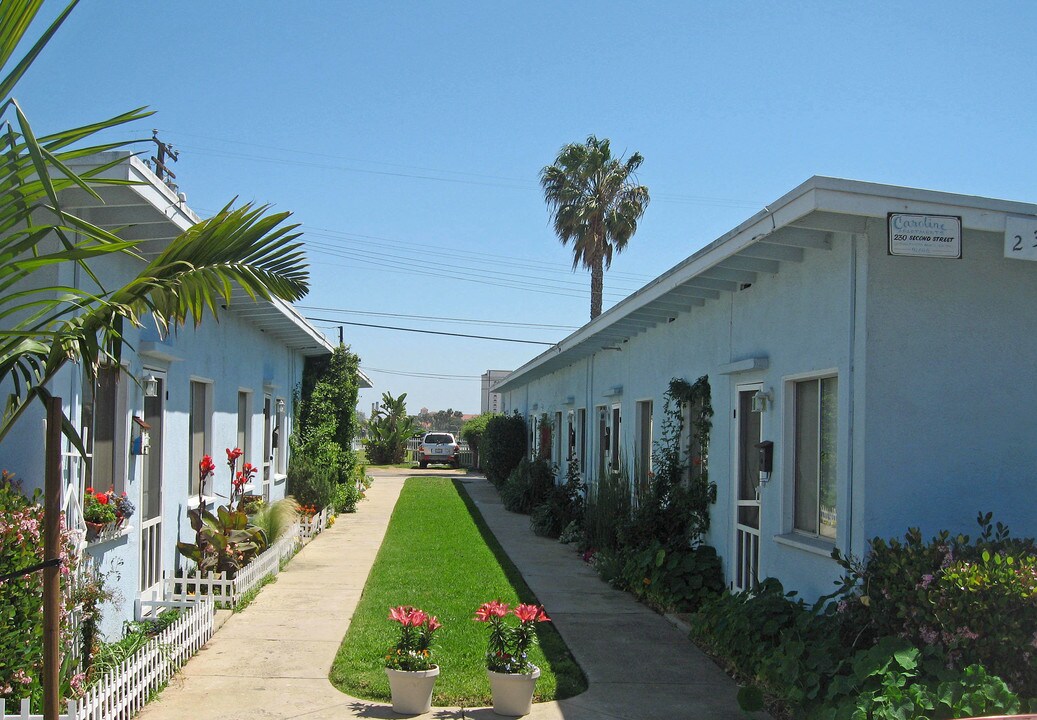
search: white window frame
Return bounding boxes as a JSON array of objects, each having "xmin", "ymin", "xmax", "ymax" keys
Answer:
[
  {"xmin": 782, "ymin": 369, "xmax": 839, "ymax": 544},
  {"xmin": 635, "ymin": 398, "xmax": 653, "ymax": 481},
  {"xmin": 188, "ymin": 378, "xmax": 214, "ymax": 502}
]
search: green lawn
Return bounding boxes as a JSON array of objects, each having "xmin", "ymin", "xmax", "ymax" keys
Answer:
[{"xmin": 329, "ymin": 477, "xmax": 586, "ymax": 706}]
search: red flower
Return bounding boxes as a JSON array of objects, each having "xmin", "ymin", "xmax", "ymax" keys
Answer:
[
  {"xmin": 199, "ymin": 455, "xmax": 216, "ymax": 476},
  {"xmin": 474, "ymin": 600, "xmax": 509, "ymax": 622},
  {"xmin": 513, "ymin": 604, "xmax": 550, "ymax": 623},
  {"xmin": 389, "ymin": 605, "xmax": 413, "ymax": 625},
  {"xmin": 96, "ymin": 493, "xmax": 109, "ymax": 505},
  {"xmin": 85, "ymin": 487, "xmax": 94, "ymax": 494},
  {"xmin": 226, "ymin": 447, "xmax": 243, "ymax": 465}
]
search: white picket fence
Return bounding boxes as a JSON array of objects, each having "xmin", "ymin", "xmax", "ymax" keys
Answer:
[
  {"xmin": 298, "ymin": 506, "xmax": 330, "ymax": 539},
  {"xmin": 0, "ymin": 700, "xmax": 75, "ymax": 720},
  {"xmin": 1, "ymin": 597, "xmax": 214, "ymax": 720},
  {"xmin": 2, "ymin": 506, "xmax": 333, "ymax": 720},
  {"xmin": 73, "ymin": 597, "xmax": 214, "ymax": 720},
  {"xmin": 155, "ymin": 508, "xmax": 327, "ymax": 610}
]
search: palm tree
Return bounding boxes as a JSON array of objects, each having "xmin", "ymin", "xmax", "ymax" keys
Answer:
[
  {"xmin": 540, "ymin": 135, "xmax": 650, "ymax": 319},
  {"xmin": 0, "ymin": 1, "xmax": 310, "ymax": 445}
]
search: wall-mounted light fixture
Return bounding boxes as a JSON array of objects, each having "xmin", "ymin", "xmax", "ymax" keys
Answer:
[
  {"xmin": 751, "ymin": 388, "xmax": 773, "ymax": 413},
  {"xmin": 276, "ymin": 398, "xmax": 286, "ymax": 414},
  {"xmin": 142, "ymin": 372, "xmax": 159, "ymax": 398}
]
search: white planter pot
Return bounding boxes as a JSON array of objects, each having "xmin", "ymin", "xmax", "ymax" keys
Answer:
[
  {"xmin": 385, "ymin": 665, "xmax": 439, "ymax": 715},
  {"xmin": 487, "ymin": 665, "xmax": 540, "ymax": 717}
]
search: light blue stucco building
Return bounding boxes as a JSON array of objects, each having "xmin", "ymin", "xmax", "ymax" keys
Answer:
[
  {"xmin": 0, "ymin": 153, "xmax": 371, "ymax": 636},
  {"xmin": 494, "ymin": 177, "xmax": 1037, "ymax": 601}
]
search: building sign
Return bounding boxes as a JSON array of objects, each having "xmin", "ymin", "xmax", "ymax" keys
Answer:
[
  {"xmin": 1004, "ymin": 215, "xmax": 1037, "ymax": 262},
  {"xmin": 888, "ymin": 213, "xmax": 962, "ymax": 258}
]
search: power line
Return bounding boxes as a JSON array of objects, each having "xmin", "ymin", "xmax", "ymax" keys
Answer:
[
  {"xmin": 361, "ymin": 366, "xmax": 482, "ymax": 380},
  {"xmin": 297, "ymin": 305, "xmax": 580, "ymax": 330},
  {"xmin": 162, "ymin": 129, "xmax": 768, "ymax": 209},
  {"xmin": 305, "ymin": 316, "xmax": 556, "ymax": 345}
]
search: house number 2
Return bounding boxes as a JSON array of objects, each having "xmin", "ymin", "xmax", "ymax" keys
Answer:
[{"xmin": 1005, "ymin": 216, "xmax": 1037, "ymax": 262}]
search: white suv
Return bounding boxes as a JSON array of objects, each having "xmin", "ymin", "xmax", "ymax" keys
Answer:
[{"xmin": 418, "ymin": 432, "xmax": 461, "ymax": 469}]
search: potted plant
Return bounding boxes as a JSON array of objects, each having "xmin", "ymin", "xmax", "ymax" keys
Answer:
[
  {"xmin": 385, "ymin": 605, "xmax": 442, "ymax": 714},
  {"xmin": 83, "ymin": 487, "xmax": 117, "ymax": 541},
  {"xmin": 474, "ymin": 601, "xmax": 551, "ymax": 717}
]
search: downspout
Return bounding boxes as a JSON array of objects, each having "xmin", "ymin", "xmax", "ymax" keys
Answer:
[{"xmin": 845, "ymin": 232, "xmax": 860, "ymax": 557}]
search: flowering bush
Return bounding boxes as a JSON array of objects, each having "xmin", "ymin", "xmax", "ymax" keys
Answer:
[
  {"xmin": 385, "ymin": 606, "xmax": 441, "ymax": 671},
  {"xmin": 833, "ymin": 513, "xmax": 1037, "ymax": 697},
  {"xmin": 474, "ymin": 601, "xmax": 550, "ymax": 674},
  {"xmin": 82, "ymin": 487, "xmax": 116, "ymax": 524},
  {"xmin": 0, "ymin": 472, "xmax": 80, "ymax": 708}
]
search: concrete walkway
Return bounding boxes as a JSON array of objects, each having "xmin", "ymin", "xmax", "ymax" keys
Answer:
[{"xmin": 138, "ymin": 468, "xmax": 756, "ymax": 720}]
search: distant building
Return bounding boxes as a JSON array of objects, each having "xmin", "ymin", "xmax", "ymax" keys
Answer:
[{"xmin": 481, "ymin": 370, "xmax": 511, "ymax": 414}]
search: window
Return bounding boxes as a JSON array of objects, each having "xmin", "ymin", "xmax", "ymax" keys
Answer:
[
  {"xmin": 237, "ymin": 391, "xmax": 250, "ymax": 461},
  {"xmin": 636, "ymin": 400, "xmax": 653, "ymax": 480},
  {"xmin": 554, "ymin": 412, "xmax": 562, "ymax": 463},
  {"xmin": 274, "ymin": 398, "xmax": 287, "ymax": 476},
  {"xmin": 610, "ymin": 404, "xmax": 622, "ymax": 469},
  {"xmin": 82, "ymin": 364, "xmax": 123, "ymax": 492},
  {"xmin": 577, "ymin": 408, "xmax": 587, "ymax": 469},
  {"xmin": 793, "ymin": 376, "xmax": 838, "ymax": 539},
  {"xmin": 189, "ymin": 381, "xmax": 211, "ymax": 495},
  {"xmin": 596, "ymin": 406, "xmax": 608, "ymax": 476}
]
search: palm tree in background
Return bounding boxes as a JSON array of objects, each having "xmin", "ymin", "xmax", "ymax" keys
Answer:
[
  {"xmin": 0, "ymin": 0, "xmax": 310, "ymax": 446},
  {"xmin": 540, "ymin": 135, "xmax": 650, "ymax": 320}
]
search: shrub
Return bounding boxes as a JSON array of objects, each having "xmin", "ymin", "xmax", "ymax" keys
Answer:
[
  {"xmin": 580, "ymin": 465, "xmax": 630, "ymax": 553},
  {"xmin": 0, "ymin": 473, "xmax": 81, "ymax": 708},
  {"xmin": 461, "ymin": 413, "xmax": 494, "ymax": 470},
  {"xmin": 833, "ymin": 513, "xmax": 1037, "ymax": 697},
  {"xmin": 612, "ymin": 542, "xmax": 723, "ymax": 612},
  {"xmin": 500, "ymin": 458, "xmax": 555, "ymax": 514},
  {"xmin": 480, "ymin": 412, "xmax": 527, "ymax": 487},
  {"xmin": 285, "ymin": 456, "xmax": 335, "ymax": 509},
  {"xmin": 332, "ymin": 465, "xmax": 367, "ymax": 514},
  {"xmin": 690, "ymin": 580, "xmax": 1023, "ymax": 719},
  {"xmin": 530, "ymin": 457, "xmax": 585, "ymax": 538}
]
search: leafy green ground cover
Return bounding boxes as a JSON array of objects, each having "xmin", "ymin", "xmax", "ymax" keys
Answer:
[{"xmin": 329, "ymin": 477, "xmax": 585, "ymax": 706}]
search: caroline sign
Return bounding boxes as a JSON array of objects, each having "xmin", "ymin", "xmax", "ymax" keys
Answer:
[{"xmin": 888, "ymin": 213, "xmax": 962, "ymax": 258}]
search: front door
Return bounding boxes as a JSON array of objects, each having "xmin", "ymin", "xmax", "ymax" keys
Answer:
[
  {"xmin": 262, "ymin": 395, "xmax": 272, "ymax": 502},
  {"xmin": 139, "ymin": 374, "xmax": 164, "ymax": 606},
  {"xmin": 734, "ymin": 386, "xmax": 762, "ymax": 591}
]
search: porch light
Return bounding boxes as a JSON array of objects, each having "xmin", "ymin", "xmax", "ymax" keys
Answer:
[
  {"xmin": 751, "ymin": 388, "xmax": 773, "ymax": 413},
  {"xmin": 276, "ymin": 398, "xmax": 286, "ymax": 414},
  {"xmin": 142, "ymin": 372, "xmax": 159, "ymax": 398}
]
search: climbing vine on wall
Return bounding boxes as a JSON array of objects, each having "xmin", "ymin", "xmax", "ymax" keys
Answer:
[{"xmin": 647, "ymin": 375, "xmax": 716, "ymax": 545}]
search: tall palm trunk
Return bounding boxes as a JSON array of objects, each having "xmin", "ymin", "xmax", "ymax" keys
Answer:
[{"xmin": 590, "ymin": 256, "xmax": 604, "ymax": 319}]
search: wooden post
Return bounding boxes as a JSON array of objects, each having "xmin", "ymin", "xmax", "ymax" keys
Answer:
[{"xmin": 43, "ymin": 396, "xmax": 63, "ymax": 720}]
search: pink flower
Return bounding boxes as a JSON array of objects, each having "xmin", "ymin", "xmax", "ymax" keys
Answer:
[
  {"xmin": 408, "ymin": 609, "xmax": 428, "ymax": 627},
  {"xmin": 388, "ymin": 605, "xmax": 413, "ymax": 624},
  {"xmin": 474, "ymin": 600, "xmax": 509, "ymax": 622},
  {"xmin": 427, "ymin": 616, "xmax": 442, "ymax": 632},
  {"xmin": 513, "ymin": 603, "xmax": 550, "ymax": 623}
]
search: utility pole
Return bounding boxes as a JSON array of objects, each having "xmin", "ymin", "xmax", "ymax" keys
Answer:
[
  {"xmin": 338, "ymin": 326, "xmax": 344, "ymax": 345},
  {"xmin": 150, "ymin": 130, "xmax": 179, "ymax": 185}
]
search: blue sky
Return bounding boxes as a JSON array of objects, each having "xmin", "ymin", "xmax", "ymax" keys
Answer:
[{"xmin": 17, "ymin": 1, "xmax": 1037, "ymax": 414}]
